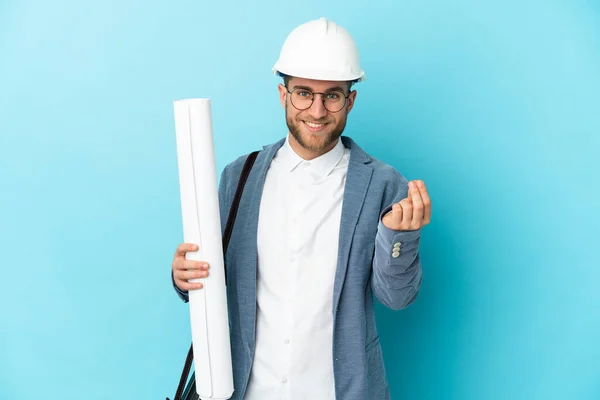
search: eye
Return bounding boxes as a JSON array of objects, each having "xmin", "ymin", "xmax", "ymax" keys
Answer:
[
  {"xmin": 326, "ymin": 93, "xmax": 340, "ymax": 100},
  {"xmin": 296, "ymin": 90, "xmax": 312, "ymax": 97}
]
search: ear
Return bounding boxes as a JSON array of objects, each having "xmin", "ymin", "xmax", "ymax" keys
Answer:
[
  {"xmin": 346, "ymin": 90, "xmax": 357, "ymax": 114},
  {"xmin": 278, "ymin": 84, "xmax": 287, "ymax": 109}
]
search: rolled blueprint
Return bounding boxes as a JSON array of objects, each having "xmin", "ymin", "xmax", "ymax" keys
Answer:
[{"xmin": 173, "ymin": 99, "xmax": 234, "ymax": 400}]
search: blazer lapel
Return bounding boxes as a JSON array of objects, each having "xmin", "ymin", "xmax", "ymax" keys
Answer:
[
  {"xmin": 236, "ymin": 139, "xmax": 284, "ymax": 354},
  {"xmin": 332, "ymin": 137, "xmax": 373, "ymax": 315}
]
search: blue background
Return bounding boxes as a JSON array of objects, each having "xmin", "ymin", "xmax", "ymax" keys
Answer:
[{"xmin": 1, "ymin": 1, "xmax": 599, "ymax": 399}]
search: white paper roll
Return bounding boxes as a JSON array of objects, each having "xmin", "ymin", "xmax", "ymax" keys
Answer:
[{"xmin": 173, "ymin": 98, "xmax": 234, "ymax": 400}]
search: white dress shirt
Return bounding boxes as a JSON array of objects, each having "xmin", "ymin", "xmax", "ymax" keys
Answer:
[{"xmin": 244, "ymin": 136, "xmax": 350, "ymax": 400}]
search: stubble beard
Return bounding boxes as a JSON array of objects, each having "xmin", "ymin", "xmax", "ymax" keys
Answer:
[{"xmin": 286, "ymin": 104, "xmax": 347, "ymax": 153}]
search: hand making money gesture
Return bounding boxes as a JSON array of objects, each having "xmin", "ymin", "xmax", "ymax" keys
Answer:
[{"xmin": 382, "ymin": 180, "xmax": 432, "ymax": 231}]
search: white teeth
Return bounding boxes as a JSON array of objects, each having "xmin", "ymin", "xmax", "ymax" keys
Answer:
[{"xmin": 305, "ymin": 122, "xmax": 325, "ymax": 128}]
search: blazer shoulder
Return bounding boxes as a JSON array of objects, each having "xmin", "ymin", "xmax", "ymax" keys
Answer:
[
  {"xmin": 344, "ymin": 136, "xmax": 409, "ymax": 187},
  {"xmin": 220, "ymin": 137, "xmax": 283, "ymax": 183},
  {"xmin": 222, "ymin": 153, "xmax": 252, "ymax": 177},
  {"xmin": 220, "ymin": 149, "xmax": 262, "ymax": 184},
  {"xmin": 361, "ymin": 153, "xmax": 411, "ymax": 211},
  {"xmin": 367, "ymin": 155, "xmax": 409, "ymax": 188}
]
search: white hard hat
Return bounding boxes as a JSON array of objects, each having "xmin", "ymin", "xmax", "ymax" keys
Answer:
[{"xmin": 272, "ymin": 17, "xmax": 365, "ymax": 83}]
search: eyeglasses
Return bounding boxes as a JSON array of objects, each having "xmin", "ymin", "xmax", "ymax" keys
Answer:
[{"xmin": 286, "ymin": 87, "xmax": 350, "ymax": 113}]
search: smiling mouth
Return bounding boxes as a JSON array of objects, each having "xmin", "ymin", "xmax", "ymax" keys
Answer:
[{"xmin": 303, "ymin": 121, "xmax": 328, "ymax": 131}]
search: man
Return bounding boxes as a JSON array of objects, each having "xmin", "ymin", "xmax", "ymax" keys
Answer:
[{"xmin": 171, "ymin": 17, "xmax": 431, "ymax": 400}]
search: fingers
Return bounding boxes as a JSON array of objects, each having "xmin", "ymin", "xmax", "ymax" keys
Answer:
[
  {"xmin": 175, "ymin": 280, "xmax": 204, "ymax": 291},
  {"xmin": 175, "ymin": 269, "xmax": 209, "ymax": 282},
  {"xmin": 417, "ymin": 180, "xmax": 432, "ymax": 224},
  {"xmin": 175, "ymin": 243, "xmax": 199, "ymax": 258},
  {"xmin": 173, "ymin": 264, "xmax": 210, "ymax": 291},
  {"xmin": 381, "ymin": 180, "xmax": 432, "ymax": 231},
  {"xmin": 400, "ymin": 198, "xmax": 413, "ymax": 227},
  {"xmin": 172, "ymin": 242, "xmax": 210, "ymax": 291},
  {"xmin": 409, "ymin": 181, "xmax": 424, "ymax": 228},
  {"xmin": 391, "ymin": 202, "xmax": 403, "ymax": 225},
  {"xmin": 174, "ymin": 259, "xmax": 210, "ymax": 271}
]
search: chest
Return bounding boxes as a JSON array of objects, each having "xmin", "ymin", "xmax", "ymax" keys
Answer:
[{"xmin": 256, "ymin": 167, "xmax": 346, "ymax": 291}]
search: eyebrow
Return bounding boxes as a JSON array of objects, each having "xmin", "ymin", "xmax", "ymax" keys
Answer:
[{"xmin": 292, "ymin": 85, "xmax": 347, "ymax": 93}]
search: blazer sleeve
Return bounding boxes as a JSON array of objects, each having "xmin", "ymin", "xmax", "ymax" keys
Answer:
[
  {"xmin": 172, "ymin": 162, "xmax": 233, "ymax": 303},
  {"xmin": 371, "ymin": 169, "xmax": 423, "ymax": 310}
]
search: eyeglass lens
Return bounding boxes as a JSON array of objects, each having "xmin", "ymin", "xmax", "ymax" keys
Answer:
[{"xmin": 289, "ymin": 89, "xmax": 347, "ymax": 112}]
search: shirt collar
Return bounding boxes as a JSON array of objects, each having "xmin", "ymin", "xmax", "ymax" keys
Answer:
[{"xmin": 279, "ymin": 135, "xmax": 345, "ymax": 177}]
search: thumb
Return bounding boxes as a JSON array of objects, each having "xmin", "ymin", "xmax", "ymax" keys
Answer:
[{"xmin": 383, "ymin": 202, "xmax": 403, "ymax": 229}]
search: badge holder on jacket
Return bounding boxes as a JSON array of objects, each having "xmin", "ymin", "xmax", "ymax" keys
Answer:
[{"xmin": 167, "ymin": 150, "xmax": 260, "ymax": 400}]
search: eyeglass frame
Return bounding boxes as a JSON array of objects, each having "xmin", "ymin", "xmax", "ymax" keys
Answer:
[{"xmin": 285, "ymin": 86, "xmax": 351, "ymax": 113}]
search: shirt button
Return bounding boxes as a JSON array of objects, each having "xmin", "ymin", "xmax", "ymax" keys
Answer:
[
  {"xmin": 393, "ymin": 242, "xmax": 401, "ymax": 249},
  {"xmin": 392, "ymin": 251, "xmax": 400, "ymax": 258},
  {"xmin": 282, "ymin": 377, "xmax": 288, "ymax": 383},
  {"xmin": 284, "ymin": 338, "xmax": 290, "ymax": 344}
]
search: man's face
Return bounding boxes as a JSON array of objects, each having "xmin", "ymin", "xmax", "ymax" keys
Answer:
[{"xmin": 278, "ymin": 76, "xmax": 357, "ymax": 158}]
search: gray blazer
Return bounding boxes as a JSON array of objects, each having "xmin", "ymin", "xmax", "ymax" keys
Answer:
[{"xmin": 174, "ymin": 136, "xmax": 423, "ymax": 399}]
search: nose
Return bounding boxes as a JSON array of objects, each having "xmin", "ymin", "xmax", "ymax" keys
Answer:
[{"xmin": 307, "ymin": 94, "xmax": 328, "ymax": 120}]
